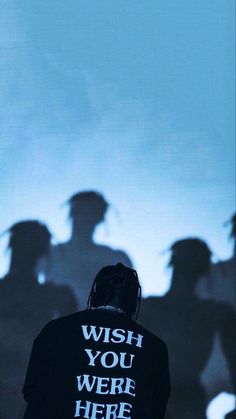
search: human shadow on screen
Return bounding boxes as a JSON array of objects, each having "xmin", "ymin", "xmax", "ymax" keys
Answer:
[
  {"xmin": 198, "ymin": 213, "xmax": 236, "ymax": 309},
  {"xmin": 139, "ymin": 238, "xmax": 236, "ymax": 419},
  {"xmin": 0, "ymin": 220, "xmax": 77, "ymax": 419},
  {"xmin": 45, "ymin": 191, "xmax": 133, "ymax": 310},
  {"xmin": 212, "ymin": 215, "xmax": 236, "ymax": 419},
  {"xmin": 212, "ymin": 213, "xmax": 236, "ymax": 308},
  {"xmin": 195, "ymin": 214, "xmax": 236, "ymax": 411}
]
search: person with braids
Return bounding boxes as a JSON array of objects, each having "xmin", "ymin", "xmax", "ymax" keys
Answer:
[{"xmin": 22, "ymin": 263, "xmax": 170, "ymax": 419}]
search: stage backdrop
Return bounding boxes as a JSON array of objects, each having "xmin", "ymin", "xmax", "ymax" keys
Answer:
[{"xmin": 0, "ymin": 1, "xmax": 235, "ymax": 419}]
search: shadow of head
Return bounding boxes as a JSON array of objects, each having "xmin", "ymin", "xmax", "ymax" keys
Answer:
[
  {"xmin": 68, "ymin": 191, "xmax": 109, "ymax": 232},
  {"xmin": 169, "ymin": 238, "xmax": 212, "ymax": 283},
  {"xmin": 8, "ymin": 220, "xmax": 51, "ymax": 271}
]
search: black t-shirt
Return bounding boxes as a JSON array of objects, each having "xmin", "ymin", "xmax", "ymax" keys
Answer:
[{"xmin": 23, "ymin": 309, "xmax": 170, "ymax": 419}]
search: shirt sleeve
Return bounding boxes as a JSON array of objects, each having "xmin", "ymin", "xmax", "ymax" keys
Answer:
[{"xmin": 22, "ymin": 322, "xmax": 54, "ymax": 419}]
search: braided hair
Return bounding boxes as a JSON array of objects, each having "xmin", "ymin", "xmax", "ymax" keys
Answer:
[{"xmin": 87, "ymin": 263, "xmax": 141, "ymax": 320}]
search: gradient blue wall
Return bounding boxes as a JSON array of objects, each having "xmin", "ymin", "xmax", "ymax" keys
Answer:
[{"xmin": 0, "ymin": 1, "xmax": 235, "ymax": 417}]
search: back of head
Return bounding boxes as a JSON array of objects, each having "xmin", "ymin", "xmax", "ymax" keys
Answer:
[
  {"xmin": 169, "ymin": 238, "xmax": 212, "ymax": 278},
  {"xmin": 87, "ymin": 263, "xmax": 141, "ymax": 319}
]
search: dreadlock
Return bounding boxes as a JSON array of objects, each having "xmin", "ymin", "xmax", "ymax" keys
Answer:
[{"xmin": 87, "ymin": 263, "xmax": 141, "ymax": 320}]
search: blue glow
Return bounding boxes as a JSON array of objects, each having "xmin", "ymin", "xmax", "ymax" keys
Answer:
[
  {"xmin": 0, "ymin": 3, "xmax": 235, "ymax": 416},
  {"xmin": 1, "ymin": 1, "xmax": 235, "ymax": 291}
]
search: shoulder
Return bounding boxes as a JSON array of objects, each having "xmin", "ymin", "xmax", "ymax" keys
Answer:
[
  {"xmin": 131, "ymin": 317, "xmax": 168, "ymax": 353},
  {"xmin": 35, "ymin": 310, "xmax": 85, "ymax": 341}
]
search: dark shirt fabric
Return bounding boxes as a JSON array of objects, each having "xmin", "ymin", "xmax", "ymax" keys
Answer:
[{"xmin": 22, "ymin": 309, "xmax": 170, "ymax": 419}]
